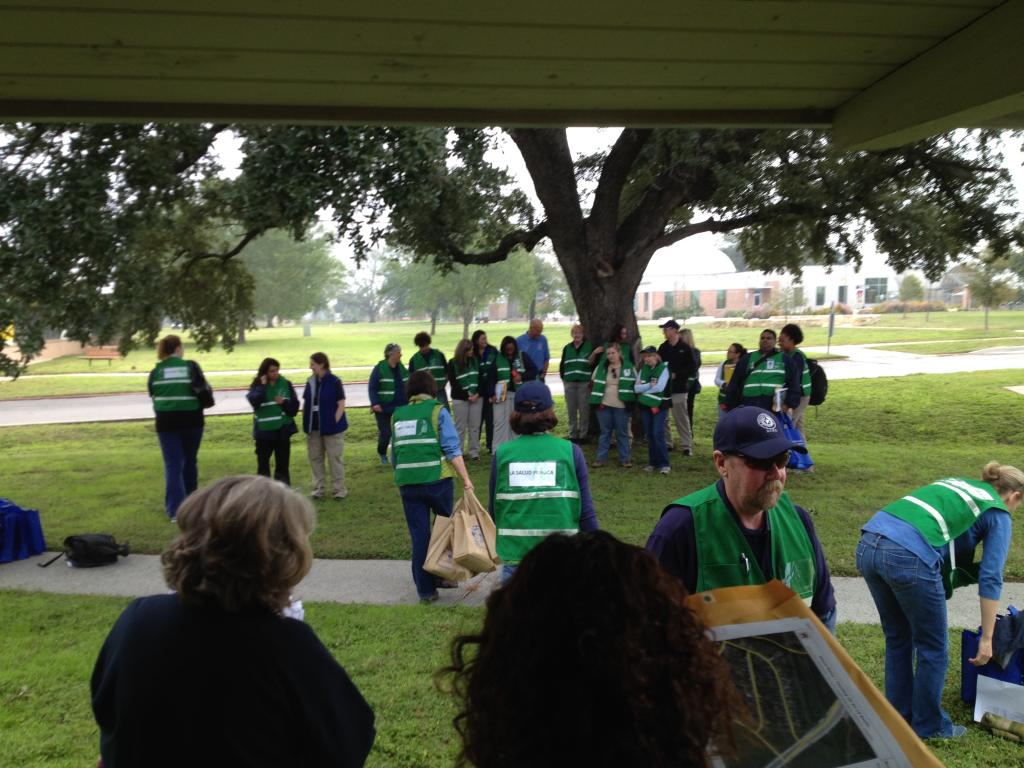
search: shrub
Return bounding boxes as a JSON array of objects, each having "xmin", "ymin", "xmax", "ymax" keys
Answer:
[
  {"xmin": 744, "ymin": 304, "xmax": 774, "ymax": 320},
  {"xmin": 874, "ymin": 300, "xmax": 947, "ymax": 314},
  {"xmin": 652, "ymin": 306, "xmax": 676, "ymax": 319}
]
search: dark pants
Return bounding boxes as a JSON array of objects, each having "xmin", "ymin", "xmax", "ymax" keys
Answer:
[
  {"xmin": 640, "ymin": 408, "xmax": 668, "ymax": 469},
  {"xmin": 399, "ymin": 479, "xmax": 454, "ymax": 599},
  {"xmin": 374, "ymin": 410, "xmax": 392, "ymax": 457},
  {"xmin": 157, "ymin": 427, "xmax": 203, "ymax": 519},
  {"xmin": 480, "ymin": 397, "xmax": 494, "ymax": 451},
  {"xmin": 255, "ymin": 437, "xmax": 291, "ymax": 486}
]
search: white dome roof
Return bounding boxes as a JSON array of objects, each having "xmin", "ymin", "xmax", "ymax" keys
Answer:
[{"xmin": 642, "ymin": 234, "xmax": 736, "ymax": 282}]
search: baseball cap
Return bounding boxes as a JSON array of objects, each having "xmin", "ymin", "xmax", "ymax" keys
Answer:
[
  {"xmin": 713, "ymin": 406, "xmax": 807, "ymax": 458},
  {"xmin": 658, "ymin": 319, "xmax": 680, "ymax": 330},
  {"xmin": 514, "ymin": 381, "xmax": 554, "ymax": 413},
  {"xmin": 639, "ymin": 345, "xmax": 658, "ymax": 354}
]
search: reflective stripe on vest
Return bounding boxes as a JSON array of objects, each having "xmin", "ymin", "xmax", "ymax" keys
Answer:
[
  {"xmin": 391, "ymin": 399, "xmax": 444, "ymax": 486},
  {"xmin": 671, "ymin": 484, "xmax": 817, "ymax": 602},
  {"xmin": 452, "ymin": 360, "xmax": 479, "ymax": 396},
  {"xmin": 883, "ymin": 478, "xmax": 1007, "ymax": 547},
  {"xmin": 743, "ymin": 351, "xmax": 787, "ymax": 398},
  {"xmin": 560, "ymin": 341, "xmax": 593, "ymax": 382},
  {"xmin": 151, "ymin": 358, "xmax": 199, "ymax": 412},
  {"xmin": 375, "ymin": 361, "xmax": 406, "ymax": 403},
  {"xmin": 636, "ymin": 362, "xmax": 669, "ymax": 408},
  {"xmin": 494, "ymin": 434, "xmax": 581, "ymax": 564},
  {"xmin": 410, "ymin": 350, "xmax": 447, "ymax": 389},
  {"xmin": 588, "ymin": 361, "xmax": 636, "ymax": 404},
  {"xmin": 791, "ymin": 349, "xmax": 811, "ymax": 396},
  {"xmin": 254, "ymin": 378, "xmax": 294, "ymax": 431}
]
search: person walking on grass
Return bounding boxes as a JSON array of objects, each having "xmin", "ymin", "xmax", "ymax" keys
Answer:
[
  {"xmin": 559, "ymin": 323, "xmax": 598, "ymax": 444},
  {"xmin": 148, "ymin": 334, "xmax": 211, "ymax": 523},
  {"xmin": 679, "ymin": 327, "xmax": 703, "ymax": 437},
  {"xmin": 391, "ymin": 370, "xmax": 475, "ymax": 604},
  {"xmin": 646, "ymin": 406, "xmax": 836, "ymax": 632},
  {"xmin": 369, "ymin": 342, "xmax": 407, "ymax": 465},
  {"xmin": 634, "ymin": 346, "xmax": 671, "ymax": 475},
  {"xmin": 301, "ymin": 352, "xmax": 348, "ymax": 500},
  {"xmin": 490, "ymin": 381, "xmax": 599, "ymax": 583},
  {"xmin": 408, "ymin": 331, "xmax": 449, "ymax": 407},
  {"xmin": 448, "ymin": 338, "xmax": 482, "ymax": 460},
  {"xmin": 724, "ymin": 328, "xmax": 801, "ymax": 414},
  {"xmin": 247, "ymin": 357, "xmax": 299, "ymax": 486},
  {"xmin": 472, "ymin": 329, "xmax": 499, "ymax": 453},
  {"xmin": 589, "ymin": 343, "xmax": 635, "ymax": 469},
  {"xmin": 856, "ymin": 463, "xmax": 1024, "ymax": 739}
]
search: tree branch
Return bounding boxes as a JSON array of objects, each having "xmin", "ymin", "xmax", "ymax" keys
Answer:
[
  {"xmin": 590, "ymin": 129, "xmax": 652, "ymax": 235},
  {"xmin": 508, "ymin": 129, "xmax": 584, "ymax": 247},
  {"xmin": 651, "ymin": 205, "xmax": 812, "ymax": 250},
  {"xmin": 180, "ymin": 227, "xmax": 264, "ymax": 272},
  {"xmin": 444, "ymin": 221, "xmax": 549, "ymax": 266},
  {"xmin": 172, "ymin": 123, "xmax": 229, "ymax": 174}
]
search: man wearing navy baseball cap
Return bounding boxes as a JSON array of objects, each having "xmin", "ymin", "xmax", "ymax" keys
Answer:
[{"xmin": 645, "ymin": 406, "xmax": 836, "ymax": 630}]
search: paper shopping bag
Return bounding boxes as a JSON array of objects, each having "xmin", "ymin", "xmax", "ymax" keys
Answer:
[
  {"xmin": 452, "ymin": 491, "xmax": 497, "ymax": 574},
  {"xmin": 423, "ymin": 514, "xmax": 472, "ymax": 582}
]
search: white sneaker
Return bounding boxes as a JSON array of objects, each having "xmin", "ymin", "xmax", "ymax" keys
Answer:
[
  {"xmin": 643, "ymin": 465, "xmax": 654, "ymax": 473},
  {"xmin": 659, "ymin": 466, "xmax": 671, "ymax": 475}
]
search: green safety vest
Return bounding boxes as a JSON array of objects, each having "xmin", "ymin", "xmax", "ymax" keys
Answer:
[
  {"xmin": 254, "ymin": 377, "xmax": 295, "ymax": 432},
  {"xmin": 718, "ymin": 363, "xmax": 736, "ymax": 405},
  {"xmin": 675, "ymin": 484, "xmax": 817, "ymax": 601},
  {"xmin": 409, "ymin": 349, "xmax": 447, "ymax": 392},
  {"xmin": 451, "ymin": 359, "xmax": 479, "ymax": 397},
  {"xmin": 560, "ymin": 341, "xmax": 593, "ymax": 382},
  {"xmin": 791, "ymin": 349, "xmax": 811, "ymax": 397},
  {"xmin": 375, "ymin": 360, "xmax": 407, "ymax": 403},
  {"xmin": 391, "ymin": 397, "xmax": 446, "ymax": 486},
  {"xmin": 742, "ymin": 351, "xmax": 787, "ymax": 401},
  {"xmin": 589, "ymin": 360, "xmax": 636, "ymax": 404},
  {"xmin": 150, "ymin": 357, "xmax": 199, "ymax": 412},
  {"xmin": 597, "ymin": 343, "xmax": 635, "ymax": 371},
  {"xmin": 884, "ymin": 478, "xmax": 1008, "ymax": 597},
  {"xmin": 494, "ymin": 434, "xmax": 581, "ymax": 564},
  {"xmin": 635, "ymin": 362, "xmax": 669, "ymax": 408},
  {"xmin": 496, "ymin": 354, "xmax": 523, "ymax": 390}
]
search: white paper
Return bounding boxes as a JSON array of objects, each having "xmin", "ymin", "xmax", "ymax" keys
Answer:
[
  {"xmin": 507, "ymin": 462, "xmax": 556, "ymax": 487},
  {"xmin": 708, "ymin": 618, "xmax": 908, "ymax": 768},
  {"xmin": 974, "ymin": 674, "xmax": 1024, "ymax": 723}
]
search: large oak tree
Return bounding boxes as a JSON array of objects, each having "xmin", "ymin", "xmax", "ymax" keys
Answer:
[{"xmin": 1, "ymin": 123, "xmax": 1019, "ymax": 375}]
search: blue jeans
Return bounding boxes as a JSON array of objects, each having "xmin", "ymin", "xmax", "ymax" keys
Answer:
[
  {"xmin": 157, "ymin": 427, "xmax": 203, "ymax": 519},
  {"xmin": 856, "ymin": 531, "xmax": 952, "ymax": 738},
  {"xmin": 399, "ymin": 479, "xmax": 454, "ymax": 599},
  {"xmin": 596, "ymin": 406, "xmax": 630, "ymax": 463},
  {"xmin": 640, "ymin": 408, "xmax": 668, "ymax": 469}
]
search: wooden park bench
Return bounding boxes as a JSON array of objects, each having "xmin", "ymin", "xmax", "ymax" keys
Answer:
[{"xmin": 79, "ymin": 345, "xmax": 122, "ymax": 365}]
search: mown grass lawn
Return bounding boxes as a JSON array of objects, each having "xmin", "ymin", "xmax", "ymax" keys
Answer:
[
  {"xmin": 868, "ymin": 337, "xmax": 1024, "ymax": 355},
  {"xmin": 4, "ymin": 369, "xmax": 1024, "ymax": 579},
  {"xmin": 0, "ymin": 590, "xmax": 1004, "ymax": 768}
]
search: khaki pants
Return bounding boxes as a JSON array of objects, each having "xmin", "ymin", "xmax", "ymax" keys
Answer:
[
  {"xmin": 491, "ymin": 397, "xmax": 513, "ymax": 450},
  {"xmin": 793, "ymin": 395, "xmax": 811, "ymax": 434},
  {"xmin": 307, "ymin": 430, "xmax": 346, "ymax": 497},
  {"xmin": 664, "ymin": 393, "xmax": 693, "ymax": 452},
  {"xmin": 563, "ymin": 381, "xmax": 591, "ymax": 440},
  {"xmin": 453, "ymin": 398, "xmax": 483, "ymax": 458}
]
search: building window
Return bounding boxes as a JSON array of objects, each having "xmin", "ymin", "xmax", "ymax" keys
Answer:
[
  {"xmin": 838, "ymin": 285, "xmax": 847, "ymax": 304},
  {"xmin": 816, "ymin": 287, "xmax": 826, "ymax": 305},
  {"xmin": 716, "ymin": 289, "xmax": 726, "ymax": 309},
  {"xmin": 643, "ymin": 293, "xmax": 649, "ymax": 312},
  {"xmin": 753, "ymin": 289, "xmax": 762, "ymax": 307},
  {"xmin": 864, "ymin": 278, "xmax": 888, "ymax": 304}
]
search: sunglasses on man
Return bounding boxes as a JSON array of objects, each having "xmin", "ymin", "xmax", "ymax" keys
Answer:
[{"xmin": 727, "ymin": 451, "xmax": 790, "ymax": 472}]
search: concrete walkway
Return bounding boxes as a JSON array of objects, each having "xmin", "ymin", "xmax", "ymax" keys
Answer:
[
  {"xmin": 2, "ymin": 551, "xmax": 1022, "ymax": 627},
  {"xmin": 4, "ymin": 343, "xmax": 1024, "ymax": 427}
]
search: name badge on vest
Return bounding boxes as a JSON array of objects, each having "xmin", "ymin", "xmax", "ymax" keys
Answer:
[
  {"xmin": 394, "ymin": 420, "xmax": 420, "ymax": 438},
  {"xmin": 508, "ymin": 462, "xmax": 557, "ymax": 487},
  {"xmin": 766, "ymin": 359, "xmax": 775, "ymax": 369},
  {"xmin": 162, "ymin": 367, "xmax": 189, "ymax": 380}
]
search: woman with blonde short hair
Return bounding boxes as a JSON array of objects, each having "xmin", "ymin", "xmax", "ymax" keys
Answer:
[
  {"xmin": 857, "ymin": 462, "xmax": 1024, "ymax": 739},
  {"xmin": 91, "ymin": 476, "xmax": 376, "ymax": 766}
]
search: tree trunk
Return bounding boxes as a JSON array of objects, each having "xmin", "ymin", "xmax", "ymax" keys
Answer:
[
  {"xmin": 265, "ymin": 315, "xmax": 274, "ymax": 328},
  {"xmin": 985, "ymin": 305, "xmax": 990, "ymax": 330},
  {"xmin": 528, "ymin": 295, "xmax": 537, "ymax": 322},
  {"xmin": 462, "ymin": 313, "xmax": 471, "ymax": 340},
  {"xmin": 559, "ymin": 249, "xmax": 646, "ymax": 351},
  {"xmin": 237, "ymin": 320, "xmax": 247, "ymax": 344},
  {"xmin": 430, "ymin": 306, "xmax": 439, "ymax": 335}
]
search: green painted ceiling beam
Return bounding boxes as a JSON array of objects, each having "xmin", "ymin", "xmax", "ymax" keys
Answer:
[{"xmin": 832, "ymin": 0, "xmax": 1024, "ymax": 150}]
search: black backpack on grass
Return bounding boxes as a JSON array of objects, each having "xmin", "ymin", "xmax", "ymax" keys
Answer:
[
  {"xmin": 38, "ymin": 534, "xmax": 130, "ymax": 568},
  {"xmin": 807, "ymin": 358, "xmax": 828, "ymax": 406}
]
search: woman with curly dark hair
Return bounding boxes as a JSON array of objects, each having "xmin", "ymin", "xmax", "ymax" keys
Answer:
[{"xmin": 441, "ymin": 530, "xmax": 740, "ymax": 768}]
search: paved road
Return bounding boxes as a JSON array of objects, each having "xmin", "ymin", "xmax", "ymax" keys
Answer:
[
  {"xmin": 0, "ymin": 551, "xmax": 1016, "ymax": 626},
  {"xmin": 3, "ymin": 344, "xmax": 1024, "ymax": 427}
]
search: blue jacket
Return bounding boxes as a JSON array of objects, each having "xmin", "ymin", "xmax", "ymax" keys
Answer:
[
  {"xmin": 302, "ymin": 373, "xmax": 349, "ymax": 435},
  {"xmin": 247, "ymin": 379, "xmax": 300, "ymax": 440},
  {"xmin": 368, "ymin": 363, "xmax": 407, "ymax": 415}
]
